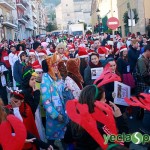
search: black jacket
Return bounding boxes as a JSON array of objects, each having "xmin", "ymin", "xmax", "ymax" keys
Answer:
[
  {"xmin": 22, "ymin": 88, "xmax": 40, "ymax": 115},
  {"xmin": 64, "ymin": 116, "xmax": 129, "ymax": 150},
  {"xmin": 128, "ymin": 46, "xmax": 140, "ymax": 73}
]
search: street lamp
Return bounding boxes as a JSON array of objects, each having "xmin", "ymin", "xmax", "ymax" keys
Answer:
[{"xmin": 0, "ymin": 14, "xmax": 4, "ymax": 40}]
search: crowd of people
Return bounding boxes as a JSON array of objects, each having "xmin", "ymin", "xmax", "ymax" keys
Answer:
[{"xmin": 0, "ymin": 32, "xmax": 150, "ymax": 150}]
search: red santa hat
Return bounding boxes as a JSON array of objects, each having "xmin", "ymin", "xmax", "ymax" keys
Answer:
[
  {"xmin": 32, "ymin": 61, "xmax": 43, "ymax": 72},
  {"xmin": 88, "ymin": 49, "xmax": 95, "ymax": 55},
  {"xmin": 78, "ymin": 47, "xmax": 88, "ymax": 58},
  {"xmin": 38, "ymin": 49, "xmax": 47, "ymax": 56},
  {"xmin": 120, "ymin": 46, "xmax": 127, "ymax": 52},
  {"xmin": 29, "ymin": 49, "xmax": 36, "ymax": 56},
  {"xmin": 33, "ymin": 65, "xmax": 43, "ymax": 72},
  {"xmin": 105, "ymin": 45, "xmax": 111, "ymax": 51},
  {"xmin": 98, "ymin": 47, "xmax": 107, "ymax": 57},
  {"xmin": 68, "ymin": 44, "xmax": 75, "ymax": 52}
]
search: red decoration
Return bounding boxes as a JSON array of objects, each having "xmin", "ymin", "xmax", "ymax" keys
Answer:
[
  {"xmin": 94, "ymin": 64, "xmax": 121, "ymax": 87},
  {"xmin": 0, "ymin": 115, "xmax": 26, "ymax": 150},
  {"xmin": 66, "ymin": 99, "xmax": 119, "ymax": 150},
  {"xmin": 124, "ymin": 93, "xmax": 150, "ymax": 111},
  {"xmin": 107, "ymin": 17, "xmax": 119, "ymax": 30}
]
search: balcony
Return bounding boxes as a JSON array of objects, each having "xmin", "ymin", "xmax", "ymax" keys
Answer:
[
  {"xmin": 34, "ymin": 22, "xmax": 37, "ymax": 28},
  {"xmin": 22, "ymin": 0, "xmax": 29, "ymax": 6},
  {"xmin": 0, "ymin": 0, "xmax": 15, "ymax": 10},
  {"xmin": 26, "ymin": 22, "xmax": 33, "ymax": 30},
  {"xmin": 31, "ymin": 1, "xmax": 35, "ymax": 10},
  {"xmin": 3, "ymin": 16, "xmax": 17, "ymax": 28},
  {"xmin": 16, "ymin": 0, "xmax": 27, "ymax": 10},
  {"xmin": 18, "ymin": 15, "xmax": 28, "ymax": 24},
  {"xmin": 39, "ymin": 25, "xmax": 46, "ymax": 30}
]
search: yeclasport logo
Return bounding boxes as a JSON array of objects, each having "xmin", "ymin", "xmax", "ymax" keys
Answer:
[{"xmin": 103, "ymin": 132, "xmax": 150, "ymax": 144}]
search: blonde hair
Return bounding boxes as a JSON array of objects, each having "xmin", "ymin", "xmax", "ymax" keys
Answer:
[
  {"xmin": 131, "ymin": 39, "xmax": 138, "ymax": 45},
  {"xmin": 56, "ymin": 43, "xmax": 66, "ymax": 51}
]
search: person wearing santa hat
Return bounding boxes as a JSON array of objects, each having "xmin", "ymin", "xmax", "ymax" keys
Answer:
[
  {"xmin": 77, "ymin": 47, "xmax": 88, "ymax": 83},
  {"xmin": 67, "ymin": 44, "xmax": 77, "ymax": 58},
  {"xmin": 38, "ymin": 49, "xmax": 47, "ymax": 65},
  {"xmin": 117, "ymin": 46, "xmax": 135, "ymax": 89},
  {"xmin": 98, "ymin": 47, "xmax": 107, "ymax": 66},
  {"xmin": 32, "ymin": 63, "xmax": 47, "ymax": 142},
  {"xmin": 28, "ymin": 49, "xmax": 37, "ymax": 65},
  {"xmin": 41, "ymin": 42, "xmax": 50, "ymax": 55}
]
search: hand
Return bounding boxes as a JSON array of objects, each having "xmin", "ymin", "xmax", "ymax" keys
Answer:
[
  {"xmin": 112, "ymin": 92, "xmax": 116, "ymax": 99},
  {"xmin": 47, "ymin": 145, "xmax": 53, "ymax": 150},
  {"xmin": 109, "ymin": 101, "xmax": 122, "ymax": 118},
  {"xmin": 57, "ymin": 114, "xmax": 64, "ymax": 123},
  {"xmin": 25, "ymin": 138, "xmax": 36, "ymax": 143},
  {"xmin": 32, "ymin": 85, "xmax": 39, "ymax": 91},
  {"xmin": 11, "ymin": 100, "xmax": 21, "ymax": 108}
]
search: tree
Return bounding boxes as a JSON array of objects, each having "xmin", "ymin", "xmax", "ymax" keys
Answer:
[{"xmin": 46, "ymin": 23, "xmax": 57, "ymax": 32}]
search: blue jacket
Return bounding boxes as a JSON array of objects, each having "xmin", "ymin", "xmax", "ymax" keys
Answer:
[{"xmin": 13, "ymin": 60, "xmax": 25, "ymax": 85}]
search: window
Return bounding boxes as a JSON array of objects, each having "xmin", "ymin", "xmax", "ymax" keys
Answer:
[{"xmin": 67, "ymin": 14, "xmax": 70, "ymax": 16}]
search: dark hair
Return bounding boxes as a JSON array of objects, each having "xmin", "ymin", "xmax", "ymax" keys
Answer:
[
  {"xmin": 10, "ymin": 93, "xmax": 24, "ymax": 100},
  {"xmin": 50, "ymin": 43, "xmax": 56, "ymax": 49},
  {"xmin": 119, "ymin": 51, "xmax": 128, "ymax": 61},
  {"xmin": 89, "ymin": 52, "xmax": 99, "ymax": 60},
  {"xmin": 144, "ymin": 44, "xmax": 150, "ymax": 52},
  {"xmin": 10, "ymin": 45, "xmax": 16, "ymax": 49},
  {"xmin": 16, "ymin": 44, "xmax": 25, "ymax": 51},
  {"xmin": 105, "ymin": 57, "xmax": 115, "ymax": 66},
  {"xmin": 79, "ymin": 85, "xmax": 104, "ymax": 113},
  {"xmin": 42, "ymin": 59, "xmax": 48, "ymax": 73}
]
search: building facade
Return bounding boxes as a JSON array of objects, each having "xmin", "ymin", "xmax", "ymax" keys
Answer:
[
  {"xmin": 0, "ymin": 0, "xmax": 17, "ymax": 41},
  {"xmin": 91, "ymin": 0, "xmax": 118, "ymax": 32},
  {"xmin": 0, "ymin": 0, "xmax": 47, "ymax": 41},
  {"xmin": 117, "ymin": 0, "xmax": 149, "ymax": 37},
  {"xmin": 55, "ymin": 0, "xmax": 92, "ymax": 30}
]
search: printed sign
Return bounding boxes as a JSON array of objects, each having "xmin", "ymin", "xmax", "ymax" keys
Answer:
[
  {"xmin": 114, "ymin": 81, "xmax": 130, "ymax": 106},
  {"xmin": 91, "ymin": 67, "xmax": 103, "ymax": 80}
]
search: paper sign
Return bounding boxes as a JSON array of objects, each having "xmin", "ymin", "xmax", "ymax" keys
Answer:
[
  {"xmin": 91, "ymin": 67, "xmax": 103, "ymax": 80},
  {"xmin": 114, "ymin": 81, "xmax": 130, "ymax": 106}
]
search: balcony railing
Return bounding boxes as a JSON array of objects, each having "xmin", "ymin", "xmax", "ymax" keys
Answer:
[
  {"xmin": 16, "ymin": 0, "xmax": 27, "ymax": 10},
  {"xmin": 18, "ymin": 15, "xmax": 28, "ymax": 24},
  {"xmin": 0, "ymin": 0, "xmax": 15, "ymax": 10},
  {"xmin": 3, "ymin": 15, "xmax": 17, "ymax": 28},
  {"xmin": 39, "ymin": 25, "xmax": 46, "ymax": 30}
]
